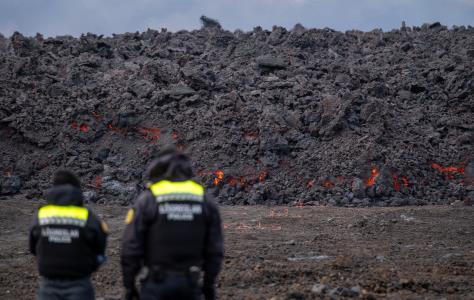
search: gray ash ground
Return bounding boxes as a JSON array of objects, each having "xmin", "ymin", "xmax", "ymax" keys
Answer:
[
  {"xmin": 0, "ymin": 21, "xmax": 473, "ymax": 206},
  {"xmin": 1, "ymin": 197, "xmax": 473, "ymax": 299}
]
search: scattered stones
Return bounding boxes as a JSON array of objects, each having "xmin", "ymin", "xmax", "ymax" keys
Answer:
[
  {"xmin": 400, "ymin": 214, "xmax": 416, "ymax": 222},
  {"xmin": 311, "ymin": 283, "xmax": 327, "ymax": 295},
  {"xmin": 256, "ymin": 55, "xmax": 287, "ymax": 69},
  {"xmin": 287, "ymin": 255, "xmax": 329, "ymax": 262},
  {"xmin": 0, "ymin": 176, "xmax": 22, "ymax": 195}
]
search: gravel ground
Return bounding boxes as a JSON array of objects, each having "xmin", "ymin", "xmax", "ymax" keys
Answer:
[{"xmin": 0, "ymin": 196, "xmax": 473, "ymax": 299}]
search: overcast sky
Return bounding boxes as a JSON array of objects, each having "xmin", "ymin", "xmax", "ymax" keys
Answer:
[{"xmin": 1, "ymin": 0, "xmax": 473, "ymax": 37}]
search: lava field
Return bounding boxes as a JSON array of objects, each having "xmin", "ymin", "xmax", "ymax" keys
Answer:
[{"xmin": 0, "ymin": 21, "xmax": 473, "ymax": 206}]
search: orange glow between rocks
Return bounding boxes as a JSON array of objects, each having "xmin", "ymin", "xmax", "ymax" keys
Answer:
[
  {"xmin": 71, "ymin": 121, "xmax": 90, "ymax": 133},
  {"xmin": 431, "ymin": 163, "xmax": 465, "ymax": 174},
  {"xmin": 214, "ymin": 170, "xmax": 224, "ymax": 185},
  {"xmin": 258, "ymin": 170, "xmax": 268, "ymax": 182},
  {"xmin": 172, "ymin": 131, "xmax": 179, "ymax": 140},
  {"xmin": 366, "ymin": 167, "xmax": 380, "ymax": 187},
  {"xmin": 79, "ymin": 123, "xmax": 90, "ymax": 133},
  {"xmin": 401, "ymin": 176, "xmax": 409, "ymax": 187},
  {"xmin": 322, "ymin": 179, "xmax": 334, "ymax": 189},
  {"xmin": 227, "ymin": 177, "xmax": 237, "ymax": 186},
  {"xmin": 139, "ymin": 128, "xmax": 161, "ymax": 144},
  {"xmin": 244, "ymin": 132, "xmax": 258, "ymax": 140},
  {"xmin": 392, "ymin": 174, "xmax": 401, "ymax": 191},
  {"xmin": 93, "ymin": 176, "xmax": 102, "ymax": 189}
]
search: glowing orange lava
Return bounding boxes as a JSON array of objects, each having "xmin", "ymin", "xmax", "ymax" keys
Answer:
[
  {"xmin": 401, "ymin": 176, "xmax": 409, "ymax": 187},
  {"xmin": 244, "ymin": 132, "xmax": 258, "ymax": 140},
  {"xmin": 431, "ymin": 163, "xmax": 465, "ymax": 174},
  {"xmin": 93, "ymin": 176, "xmax": 102, "ymax": 189},
  {"xmin": 79, "ymin": 123, "xmax": 90, "ymax": 133},
  {"xmin": 172, "ymin": 131, "xmax": 179, "ymax": 140},
  {"xmin": 322, "ymin": 179, "xmax": 334, "ymax": 188},
  {"xmin": 392, "ymin": 175, "xmax": 401, "ymax": 191},
  {"xmin": 139, "ymin": 128, "xmax": 161, "ymax": 144},
  {"xmin": 258, "ymin": 170, "xmax": 268, "ymax": 182},
  {"xmin": 71, "ymin": 121, "xmax": 90, "ymax": 133},
  {"xmin": 214, "ymin": 170, "xmax": 224, "ymax": 185},
  {"xmin": 366, "ymin": 167, "xmax": 380, "ymax": 187},
  {"xmin": 227, "ymin": 177, "xmax": 237, "ymax": 186}
]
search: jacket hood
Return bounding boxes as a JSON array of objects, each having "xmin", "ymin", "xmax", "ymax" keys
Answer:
[
  {"xmin": 146, "ymin": 152, "xmax": 193, "ymax": 183},
  {"xmin": 44, "ymin": 184, "xmax": 84, "ymax": 206}
]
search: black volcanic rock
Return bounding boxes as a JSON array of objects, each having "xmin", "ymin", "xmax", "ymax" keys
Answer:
[{"xmin": 0, "ymin": 22, "xmax": 472, "ymax": 206}]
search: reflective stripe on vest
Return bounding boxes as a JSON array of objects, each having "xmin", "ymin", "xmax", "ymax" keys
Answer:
[
  {"xmin": 149, "ymin": 180, "xmax": 204, "ymax": 203},
  {"xmin": 38, "ymin": 205, "xmax": 89, "ymax": 227}
]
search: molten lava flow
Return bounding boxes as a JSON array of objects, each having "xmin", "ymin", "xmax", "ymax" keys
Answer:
[
  {"xmin": 93, "ymin": 176, "xmax": 102, "ymax": 189},
  {"xmin": 227, "ymin": 177, "xmax": 237, "ymax": 186},
  {"xmin": 392, "ymin": 175, "xmax": 401, "ymax": 192},
  {"xmin": 172, "ymin": 131, "xmax": 179, "ymax": 140},
  {"xmin": 366, "ymin": 167, "xmax": 380, "ymax": 187},
  {"xmin": 214, "ymin": 170, "xmax": 224, "ymax": 185},
  {"xmin": 139, "ymin": 128, "xmax": 161, "ymax": 144},
  {"xmin": 258, "ymin": 170, "xmax": 268, "ymax": 182},
  {"xmin": 322, "ymin": 179, "xmax": 334, "ymax": 189},
  {"xmin": 71, "ymin": 121, "xmax": 90, "ymax": 133},
  {"xmin": 107, "ymin": 123, "xmax": 117, "ymax": 131},
  {"xmin": 244, "ymin": 132, "xmax": 258, "ymax": 141},
  {"xmin": 79, "ymin": 123, "xmax": 90, "ymax": 133},
  {"xmin": 401, "ymin": 176, "xmax": 409, "ymax": 187},
  {"xmin": 431, "ymin": 163, "xmax": 465, "ymax": 175}
]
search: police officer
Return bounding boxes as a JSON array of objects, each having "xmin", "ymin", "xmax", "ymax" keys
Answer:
[
  {"xmin": 121, "ymin": 148, "xmax": 224, "ymax": 300},
  {"xmin": 29, "ymin": 170, "xmax": 108, "ymax": 300}
]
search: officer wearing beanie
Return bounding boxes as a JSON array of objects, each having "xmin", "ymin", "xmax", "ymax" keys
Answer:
[
  {"xmin": 121, "ymin": 148, "xmax": 224, "ymax": 300},
  {"xmin": 29, "ymin": 170, "xmax": 108, "ymax": 300}
]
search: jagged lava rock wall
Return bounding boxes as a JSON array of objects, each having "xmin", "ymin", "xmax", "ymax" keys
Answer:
[{"xmin": 0, "ymin": 22, "xmax": 473, "ymax": 206}]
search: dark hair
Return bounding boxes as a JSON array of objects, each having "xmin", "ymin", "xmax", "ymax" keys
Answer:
[{"xmin": 53, "ymin": 170, "xmax": 81, "ymax": 188}]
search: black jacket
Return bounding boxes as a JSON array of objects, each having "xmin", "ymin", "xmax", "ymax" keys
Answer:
[
  {"xmin": 29, "ymin": 184, "xmax": 108, "ymax": 279},
  {"xmin": 121, "ymin": 182, "xmax": 223, "ymax": 290}
]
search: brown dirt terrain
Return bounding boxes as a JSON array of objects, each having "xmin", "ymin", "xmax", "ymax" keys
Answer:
[{"xmin": 0, "ymin": 197, "xmax": 473, "ymax": 299}]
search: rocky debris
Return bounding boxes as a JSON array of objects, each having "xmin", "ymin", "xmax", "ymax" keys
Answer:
[
  {"xmin": 256, "ymin": 55, "xmax": 287, "ymax": 69},
  {"xmin": 0, "ymin": 176, "xmax": 22, "ymax": 195},
  {"xmin": 311, "ymin": 283, "xmax": 327, "ymax": 295},
  {"xmin": 200, "ymin": 15, "xmax": 222, "ymax": 29},
  {"xmin": 0, "ymin": 22, "xmax": 473, "ymax": 205}
]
